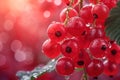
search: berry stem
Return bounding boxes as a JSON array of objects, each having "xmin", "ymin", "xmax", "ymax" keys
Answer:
[
  {"xmin": 70, "ymin": 0, "xmax": 74, "ymax": 7},
  {"xmin": 96, "ymin": 0, "xmax": 99, "ymax": 3},
  {"xmin": 92, "ymin": 19, "xmax": 96, "ymax": 27},
  {"xmin": 64, "ymin": 0, "xmax": 74, "ymax": 25},
  {"xmin": 16, "ymin": 59, "xmax": 56, "ymax": 80},
  {"xmin": 64, "ymin": 8, "xmax": 70, "ymax": 25},
  {"xmin": 81, "ymin": 68, "xmax": 88, "ymax": 80},
  {"xmin": 78, "ymin": 0, "xmax": 83, "ymax": 16},
  {"xmin": 79, "ymin": 0, "xmax": 83, "ymax": 9},
  {"xmin": 85, "ymin": 48, "xmax": 94, "ymax": 60},
  {"xmin": 65, "ymin": 75, "xmax": 70, "ymax": 80}
]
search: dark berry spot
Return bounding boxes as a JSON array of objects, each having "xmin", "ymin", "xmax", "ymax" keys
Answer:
[
  {"xmin": 110, "ymin": 40, "xmax": 114, "ymax": 44},
  {"xmin": 111, "ymin": 49, "xmax": 117, "ymax": 55},
  {"xmin": 101, "ymin": 45, "xmax": 107, "ymax": 51},
  {"xmin": 93, "ymin": 14, "xmax": 98, "ymax": 19},
  {"xmin": 81, "ymin": 31, "xmax": 86, "ymax": 36},
  {"xmin": 55, "ymin": 31, "xmax": 62, "ymax": 37},
  {"xmin": 67, "ymin": 3, "xmax": 70, "ymax": 6},
  {"xmin": 109, "ymin": 75, "xmax": 113, "ymax": 78},
  {"xmin": 65, "ymin": 46, "xmax": 72, "ymax": 53},
  {"xmin": 93, "ymin": 77, "xmax": 98, "ymax": 80},
  {"xmin": 77, "ymin": 61, "xmax": 84, "ymax": 65}
]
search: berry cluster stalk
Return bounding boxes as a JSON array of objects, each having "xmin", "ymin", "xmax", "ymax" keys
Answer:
[{"xmin": 16, "ymin": 59, "xmax": 56, "ymax": 80}]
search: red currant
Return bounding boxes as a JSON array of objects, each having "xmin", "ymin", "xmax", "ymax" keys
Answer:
[
  {"xmin": 66, "ymin": 16, "xmax": 87, "ymax": 37},
  {"xmin": 103, "ymin": 60, "xmax": 119, "ymax": 77},
  {"xmin": 100, "ymin": 0, "xmax": 117, "ymax": 9},
  {"xmin": 80, "ymin": 5, "xmax": 93, "ymax": 23},
  {"xmin": 60, "ymin": 7, "xmax": 78, "ymax": 22},
  {"xmin": 47, "ymin": 22, "xmax": 66, "ymax": 42},
  {"xmin": 86, "ymin": 59, "xmax": 104, "ymax": 77},
  {"xmin": 89, "ymin": 38, "xmax": 108, "ymax": 58},
  {"xmin": 42, "ymin": 39, "xmax": 61, "ymax": 58},
  {"xmin": 73, "ymin": 49, "xmax": 91, "ymax": 68},
  {"xmin": 62, "ymin": 0, "xmax": 78, "ymax": 5},
  {"xmin": 61, "ymin": 38, "xmax": 79, "ymax": 58},
  {"xmin": 92, "ymin": 3, "xmax": 109, "ymax": 20},
  {"xmin": 55, "ymin": 57, "xmax": 75, "ymax": 75},
  {"xmin": 85, "ymin": 27, "xmax": 105, "ymax": 41},
  {"xmin": 106, "ymin": 43, "xmax": 120, "ymax": 64}
]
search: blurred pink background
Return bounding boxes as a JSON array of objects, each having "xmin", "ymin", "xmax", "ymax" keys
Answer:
[{"xmin": 0, "ymin": 0, "xmax": 120, "ymax": 80}]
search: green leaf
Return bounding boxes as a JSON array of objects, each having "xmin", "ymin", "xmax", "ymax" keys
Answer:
[
  {"xmin": 110, "ymin": 7, "xmax": 120, "ymax": 15},
  {"xmin": 31, "ymin": 77, "xmax": 35, "ymax": 80},
  {"xmin": 105, "ymin": 1, "xmax": 120, "ymax": 45},
  {"xmin": 117, "ymin": 1, "xmax": 120, "ymax": 7}
]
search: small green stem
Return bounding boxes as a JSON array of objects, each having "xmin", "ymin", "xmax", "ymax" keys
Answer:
[
  {"xmin": 79, "ymin": 0, "xmax": 83, "ymax": 9},
  {"xmin": 64, "ymin": 0, "xmax": 74, "ymax": 25},
  {"xmin": 81, "ymin": 68, "xmax": 88, "ymax": 80},
  {"xmin": 64, "ymin": 8, "xmax": 70, "ymax": 25}
]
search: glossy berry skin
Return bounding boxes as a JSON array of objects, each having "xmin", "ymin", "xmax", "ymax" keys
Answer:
[
  {"xmin": 89, "ymin": 38, "xmax": 108, "ymax": 58},
  {"xmin": 61, "ymin": 38, "xmax": 79, "ymax": 58},
  {"xmin": 85, "ymin": 27, "xmax": 105, "ymax": 41},
  {"xmin": 62, "ymin": 0, "xmax": 78, "ymax": 5},
  {"xmin": 106, "ymin": 43, "xmax": 120, "ymax": 64},
  {"xmin": 80, "ymin": 5, "xmax": 93, "ymax": 23},
  {"xmin": 100, "ymin": 0, "xmax": 117, "ymax": 9},
  {"xmin": 42, "ymin": 39, "xmax": 61, "ymax": 58},
  {"xmin": 55, "ymin": 57, "xmax": 75, "ymax": 75},
  {"xmin": 86, "ymin": 59, "xmax": 104, "ymax": 77},
  {"xmin": 73, "ymin": 49, "xmax": 91, "ymax": 68},
  {"xmin": 60, "ymin": 8, "xmax": 78, "ymax": 22},
  {"xmin": 92, "ymin": 3, "xmax": 109, "ymax": 20},
  {"xmin": 104, "ymin": 61, "xmax": 119, "ymax": 77},
  {"xmin": 47, "ymin": 22, "xmax": 66, "ymax": 42},
  {"xmin": 66, "ymin": 16, "xmax": 86, "ymax": 37}
]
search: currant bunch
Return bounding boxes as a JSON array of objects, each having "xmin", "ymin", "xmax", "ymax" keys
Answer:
[{"xmin": 42, "ymin": 0, "xmax": 119, "ymax": 79}]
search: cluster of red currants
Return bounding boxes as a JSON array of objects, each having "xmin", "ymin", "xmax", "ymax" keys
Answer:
[{"xmin": 42, "ymin": 0, "xmax": 119, "ymax": 79}]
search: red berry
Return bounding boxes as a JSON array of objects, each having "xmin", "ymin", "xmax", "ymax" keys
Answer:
[
  {"xmin": 66, "ymin": 16, "xmax": 87, "ymax": 37},
  {"xmin": 73, "ymin": 49, "xmax": 91, "ymax": 68},
  {"xmin": 85, "ymin": 27, "xmax": 105, "ymax": 41},
  {"xmin": 92, "ymin": 3, "xmax": 109, "ymax": 20},
  {"xmin": 106, "ymin": 43, "xmax": 120, "ymax": 64},
  {"xmin": 89, "ymin": 38, "xmax": 108, "ymax": 58},
  {"xmin": 47, "ymin": 22, "xmax": 66, "ymax": 42},
  {"xmin": 55, "ymin": 57, "xmax": 75, "ymax": 75},
  {"xmin": 42, "ymin": 39, "xmax": 61, "ymax": 58},
  {"xmin": 62, "ymin": 0, "xmax": 78, "ymax": 5},
  {"xmin": 100, "ymin": 0, "xmax": 117, "ymax": 9},
  {"xmin": 86, "ymin": 59, "xmax": 104, "ymax": 77},
  {"xmin": 61, "ymin": 38, "xmax": 79, "ymax": 58},
  {"xmin": 80, "ymin": 5, "xmax": 93, "ymax": 23},
  {"xmin": 60, "ymin": 7, "xmax": 78, "ymax": 22},
  {"xmin": 104, "ymin": 60, "xmax": 119, "ymax": 77}
]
